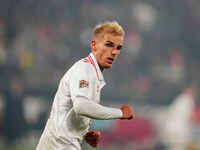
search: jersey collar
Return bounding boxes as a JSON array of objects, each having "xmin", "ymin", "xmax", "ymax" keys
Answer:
[{"xmin": 88, "ymin": 53, "xmax": 105, "ymax": 83}]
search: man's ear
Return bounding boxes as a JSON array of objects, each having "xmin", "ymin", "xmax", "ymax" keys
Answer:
[{"xmin": 90, "ymin": 40, "xmax": 96, "ymax": 51}]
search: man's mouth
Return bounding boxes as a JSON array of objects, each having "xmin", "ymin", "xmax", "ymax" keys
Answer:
[{"xmin": 107, "ymin": 58, "xmax": 114, "ymax": 64}]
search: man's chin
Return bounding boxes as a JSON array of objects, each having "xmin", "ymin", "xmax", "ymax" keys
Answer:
[{"xmin": 103, "ymin": 64, "xmax": 112, "ymax": 69}]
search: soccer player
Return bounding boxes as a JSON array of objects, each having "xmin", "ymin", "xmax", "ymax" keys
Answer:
[
  {"xmin": 36, "ymin": 21, "xmax": 134, "ymax": 150},
  {"xmin": 161, "ymin": 86, "xmax": 197, "ymax": 150}
]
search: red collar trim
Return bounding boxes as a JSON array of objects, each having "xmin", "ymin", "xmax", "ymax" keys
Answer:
[{"xmin": 82, "ymin": 58, "xmax": 89, "ymax": 63}]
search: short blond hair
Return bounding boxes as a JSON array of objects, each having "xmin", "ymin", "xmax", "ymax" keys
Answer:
[{"xmin": 93, "ymin": 21, "xmax": 125, "ymax": 39}]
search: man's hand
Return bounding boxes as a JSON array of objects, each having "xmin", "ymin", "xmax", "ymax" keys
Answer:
[
  {"xmin": 120, "ymin": 104, "xmax": 134, "ymax": 120},
  {"xmin": 84, "ymin": 130, "xmax": 100, "ymax": 147}
]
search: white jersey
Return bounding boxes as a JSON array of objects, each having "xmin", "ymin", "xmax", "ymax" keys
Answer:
[
  {"xmin": 162, "ymin": 92, "xmax": 195, "ymax": 149},
  {"xmin": 36, "ymin": 53, "xmax": 122, "ymax": 150}
]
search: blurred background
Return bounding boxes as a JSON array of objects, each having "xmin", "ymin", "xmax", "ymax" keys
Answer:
[{"xmin": 0, "ymin": 0, "xmax": 200, "ymax": 150}]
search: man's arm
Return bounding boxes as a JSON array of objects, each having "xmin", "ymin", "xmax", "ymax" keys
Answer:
[
  {"xmin": 73, "ymin": 96, "xmax": 133, "ymax": 120},
  {"xmin": 67, "ymin": 63, "xmax": 133, "ymax": 120}
]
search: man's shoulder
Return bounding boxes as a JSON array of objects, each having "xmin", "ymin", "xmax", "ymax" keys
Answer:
[
  {"xmin": 64, "ymin": 57, "xmax": 93, "ymax": 75},
  {"xmin": 61, "ymin": 56, "xmax": 98, "ymax": 83},
  {"xmin": 74, "ymin": 57, "xmax": 92, "ymax": 70}
]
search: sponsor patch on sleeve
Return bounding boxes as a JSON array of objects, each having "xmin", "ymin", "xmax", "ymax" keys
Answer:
[{"xmin": 79, "ymin": 80, "xmax": 89, "ymax": 88}]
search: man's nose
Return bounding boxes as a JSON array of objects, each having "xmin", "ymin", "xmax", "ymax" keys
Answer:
[{"xmin": 112, "ymin": 49, "xmax": 120, "ymax": 55}]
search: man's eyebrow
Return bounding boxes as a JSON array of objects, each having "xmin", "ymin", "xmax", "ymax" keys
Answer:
[
  {"xmin": 105, "ymin": 41, "xmax": 114, "ymax": 45},
  {"xmin": 105, "ymin": 41, "xmax": 123, "ymax": 50}
]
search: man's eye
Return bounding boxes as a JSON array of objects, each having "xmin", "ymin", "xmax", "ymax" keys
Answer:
[
  {"xmin": 105, "ymin": 43, "xmax": 113, "ymax": 47},
  {"xmin": 117, "ymin": 45, "xmax": 122, "ymax": 50}
]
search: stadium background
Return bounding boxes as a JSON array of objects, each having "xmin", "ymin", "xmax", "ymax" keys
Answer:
[{"xmin": 0, "ymin": 0, "xmax": 200, "ymax": 149}]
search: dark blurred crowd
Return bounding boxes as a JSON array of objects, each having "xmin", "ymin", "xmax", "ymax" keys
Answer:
[{"xmin": 0, "ymin": 0, "xmax": 200, "ymax": 149}]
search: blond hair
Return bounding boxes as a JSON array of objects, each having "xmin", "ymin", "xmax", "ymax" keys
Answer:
[{"xmin": 93, "ymin": 21, "xmax": 125, "ymax": 39}]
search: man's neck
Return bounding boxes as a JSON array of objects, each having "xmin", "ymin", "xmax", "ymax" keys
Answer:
[
  {"xmin": 100, "ymin": 67, "xmax": 104, "ymax": 72},
  {"xmin": 91, "ymin": 51, "xmax": 104, "ymax": 72}
]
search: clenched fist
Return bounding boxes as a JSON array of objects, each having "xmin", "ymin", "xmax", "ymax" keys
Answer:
[
  {"xmin": 120, "ymin": 104, "xmax": 134, "ymax": 120},
  {"xmin": 84, "ymin": 130, "xmax": 100, "ymax": 147}
]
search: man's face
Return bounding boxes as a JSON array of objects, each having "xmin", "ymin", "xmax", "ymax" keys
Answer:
[{"xmin": 91, "ymin": 33, "xmax": 123, "ymax": 71}]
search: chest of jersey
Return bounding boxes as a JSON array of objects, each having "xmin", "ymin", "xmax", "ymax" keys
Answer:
[{"xmin": 94, "ymin": 81, "xmax": 101, "ymax": 103}]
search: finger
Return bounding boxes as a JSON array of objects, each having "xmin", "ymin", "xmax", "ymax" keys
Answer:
[
  {"xmin": 96, "ymin": 131, "xmax": 101, "ymax": 136},
  {"xmin": 128, "ymin": 115, "xmax": 133, "ymax": 120},
  {"xmin": 91, "ymin": 143, "xmax": 98, "ymax": 147}
]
